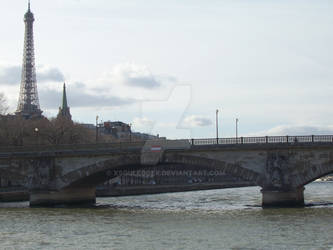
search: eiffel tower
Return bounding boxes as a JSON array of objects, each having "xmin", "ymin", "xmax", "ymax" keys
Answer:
[{"xmin": 16, "ymin": 1, "xmax": 42, "ymax": 119}]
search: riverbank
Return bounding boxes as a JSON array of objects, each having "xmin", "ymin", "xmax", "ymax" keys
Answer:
[
  {"xmin": 1, "ymin": 178, "xmax": 331, "ymax": 202},
  {"xmin": 318, "ymin": 175, "xmax": 333, "ymax": 181},
  {"xmin": 96, "ymin": 182, "xmax": 255, "ymax": 197},
  {"xmin": 0, "ymin": 190, "xmax": 29, "ymax": 202},
  {"xmin": 0, "ymin": 182, "xmax": 254, "ymax": 202}
]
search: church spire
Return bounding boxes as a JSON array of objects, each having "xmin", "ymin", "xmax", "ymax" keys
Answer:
[
  {"xmin": 62, "ymin": 83, "xmax": 68, "ymax": 110},
  {"xmin": 57, "ymin": 83, "xmax": 72, "ymax": 120},
  {"xmin": 28, "ymin": 0, "xmax": 31, "ymax": 12}
]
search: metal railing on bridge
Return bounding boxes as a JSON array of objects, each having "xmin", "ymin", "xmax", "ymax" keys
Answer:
[
  {"xmin": 1, "ymin": 135, "xmax": 333, "ymax": 154},
  {"xmin": 189, "ymin": 135, "xmax": 333, "ymax": 146}
]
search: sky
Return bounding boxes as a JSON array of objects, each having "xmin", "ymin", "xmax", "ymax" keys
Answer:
[{"xmin": 0, "ymin": 0, "xmax": 333, "ymax": 139}]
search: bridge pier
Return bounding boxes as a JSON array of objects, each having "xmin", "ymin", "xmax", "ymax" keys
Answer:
[
  {"xmin": 261, "ymin": 187, "xmax": 305, "ymax": 208},
  {"xmin": 30, "ymin": 187, "xmax": 96, "ymax": 207}
]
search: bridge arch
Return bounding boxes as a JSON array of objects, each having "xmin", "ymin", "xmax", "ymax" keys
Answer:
[
  {"xmin": 291, "ymin": 162, "xmax": 333, "ymax": 188},
  {"xmin": 58, "ymin": 152, "xmax": 265, "ymax": 189},
  {"xmin": 58, "ymin": 153, "xmax": 142, "ymax": 189},
  {"xmin": 162, "ymin": 153, "xmax": 264, "ymax": 186}
]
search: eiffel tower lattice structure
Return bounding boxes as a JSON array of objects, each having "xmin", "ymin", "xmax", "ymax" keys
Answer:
[{"xmin": 16, "ymin": 1, "xmax": 42, "ymax": 119}]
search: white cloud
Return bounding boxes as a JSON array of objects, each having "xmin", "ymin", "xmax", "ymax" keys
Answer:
[
  {"xmin": 182, "ymin": 115, "xmax": 212, "ymax": 128},
  {"xmin": 132, "ymin": 117, "xmax": 155, "ymax": 134},
  {"xmin": 250, "ymin": 125, "xmax": 333, "ymax": 136},
  {"xmin": 126, "ymin": 85, "xmax": 192, "ymax": 138},
  {"xmin": 132, "ymin": 117, "xmax": 154, "ymax": 128},
  {"xmin": 108, "ymin": 62, "xmax": 161, "ymax": 89},
  {"xmin": 90, "ymin": 62, "xmax": 178, "ymax": 102},
  {"xmin": 0, "ymin": 61, "xmax": 178, "ymax": 113}
]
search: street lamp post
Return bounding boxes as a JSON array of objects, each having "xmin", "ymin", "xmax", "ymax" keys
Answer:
[
  {"xmin": 96, "ymin": 115, "xmax": 99, "ymax": 143},
  {"xmin": 34, "ymin": 127, "xmax": 39, "ymax": 145},
  {"xmin": 216, "ymin": 109, "xmax": 219, "ymax": 144},
  {"xmin": 236, "ymin": 118, "xmax": 239, "ymax": 141}
]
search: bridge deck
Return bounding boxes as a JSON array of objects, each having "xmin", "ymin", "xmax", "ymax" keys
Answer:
[{"xmin": 0, "ymin": 135, "xmax": 333, "ymax": 158}]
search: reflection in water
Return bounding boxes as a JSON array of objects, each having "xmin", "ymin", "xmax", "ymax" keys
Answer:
[{"xmin": 0, "ymin": 182, "xmax": 332, "ymax": 249}]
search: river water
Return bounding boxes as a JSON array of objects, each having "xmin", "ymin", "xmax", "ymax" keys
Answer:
[{"xmin": 0, "ymin": 182, "xmax": 333, "ymax": 249}]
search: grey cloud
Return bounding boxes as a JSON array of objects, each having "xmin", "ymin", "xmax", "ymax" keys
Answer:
[
  {"xmin": 37, "ymin": 67, "xmax": 65, "ymax": 82},
  {"xmin": 122, "ymin": 73, "xmax": 178, "ymax": 89},
  {"xmin": 39, "ymin": 86, "xmax": 135, "ymax": 109},
  {"xmin": 70, "ymin": 93, "xmax": 134, "ymax": 108},
  {"xmin": 0, "ymin": 65, "xmax": 65, "ymax": 85},
  {"xmin": 125, "ymin": 75, "xmax": 161, "ymax": 89},
  {"xmin": 0, "ymin": 66, "xmax": 21, "ymax": 85},
  {"xmin": 111, "ymin": 63, "xmax": 164, "ymax": 89}
]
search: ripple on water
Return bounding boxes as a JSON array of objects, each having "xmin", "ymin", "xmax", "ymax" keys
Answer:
[{"xmin": 0, "ymin": 183, "xmax": 332, "ymax": 249}]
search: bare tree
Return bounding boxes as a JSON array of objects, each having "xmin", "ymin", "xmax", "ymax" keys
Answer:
[
  {"xmin": 0, "ymin": 92, "xmax": 8, "ymax": 115},
  {"xmin": 0, "ymin": 115, "xmax": 96, "ymax": 147},
  {"xmin": 43, "ymin": 117, "xmax": 95, "ymax": 145}
]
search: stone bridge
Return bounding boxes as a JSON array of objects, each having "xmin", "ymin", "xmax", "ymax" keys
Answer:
[{"xmin": 0, "ymin": 135, "xmax": 333, "ymax": 207}]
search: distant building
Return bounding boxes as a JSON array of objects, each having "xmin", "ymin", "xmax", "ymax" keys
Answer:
[
  {"xmin": 79, "ymin": 120, "xmax": 163, "ymax": 141},
  {"xmin": 102, "ymin": 121, "xmax": 131, "ymax": 139},
  {"xmin": 132, "ymin": 132, "xmax": 163, "ymax": 140},
  {"xmin": 57, "ymin": 83, "xmax": 72, "ymax": 120},
  {"xmin": 100, "ymin": 121, "xmax": 163, "ymax": 141}
]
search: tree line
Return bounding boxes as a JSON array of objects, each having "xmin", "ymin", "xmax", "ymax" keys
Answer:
[
  {"xmin": 0, "ymin": 92, "xmax": 96, "ymax": 146},
  {"xmin": 0, "ymin": 92, "xmax": 149, "ymax": 147}
]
